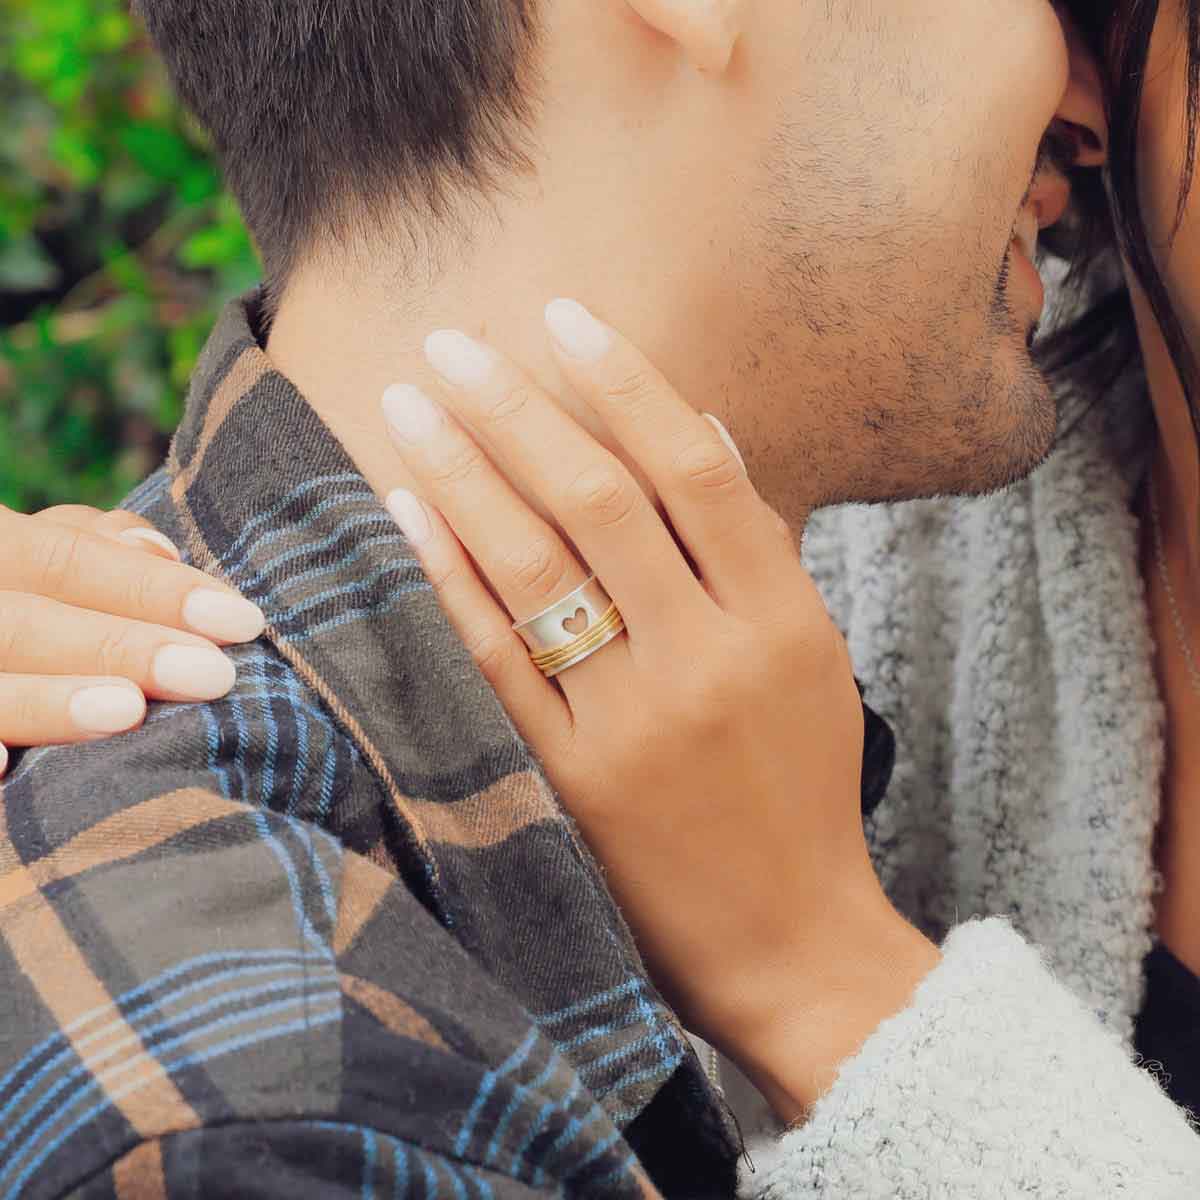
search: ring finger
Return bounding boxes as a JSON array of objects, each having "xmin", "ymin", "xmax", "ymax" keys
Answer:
[{"xmin": 381, "ymin": 384, "xmax": 632, "ymax": 691}]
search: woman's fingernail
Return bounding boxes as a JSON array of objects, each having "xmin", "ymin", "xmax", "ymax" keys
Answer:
[
  {"xmin": 69, "ymin": 685, "xmax": 146, "ymax": 735},
  {"xmin": 0, "ymin": 742, "xmax": 8, "ymax": 778},
  {"xmin": 182, "ymin": 589, "xmax": 266, "ymax": 643},
  {"xmin": 545, "ymin": 299, "xmax": 612, "ymax": 362},
  {"xmin": 119, "ymin": 528, "xmax": 182, "ymax": 561},
  {"xmin": 703, "ymin": 413, "xmax": 747, "ymax": 474},
  {"xmin": 382, "ymin": 384, "xmax": 444, "ymax": 445},
  {"xmin": 385, "ymin": 489, "xmax": 433, "ymax": 547},
  {"xmin": 424, "ymin": 330, "xmax": 495, "ymax": 389},
  {"xmin": 152, "ymin": 644, "xmax": 237, "ymax": 701}
]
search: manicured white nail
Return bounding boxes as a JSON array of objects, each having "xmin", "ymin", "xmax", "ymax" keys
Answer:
[
  {"xmin": 152, "ymin": 645, "xmax": 237, "ymax": 701},
  {"xmin": 424, "ymin": 330, "xmax": 496, "ymax": 389},
  {"xmin": 544, "ymin": 299, "xmax": 613, "ymax": 362},
  {"xmin": 382, "ymin": 384, "xmax": 444, "ymax": 445},
  {"xmin": 69, "ymin": 685, "xmax": 146, "ymax": 735},
  {"xmin": 182, "ymin": 589, "xmax": 266, "ymax": 643},
  {"xmin": 703, "ymin": 414, "xmax": 747, "ymax": 474},
  {"xmin": 385, "ymin": 489, "xmax": 433, "ymax": 547},
  {"xmin": 0, "ymin": 742, "xmax": 8, "ymax": 777},
  {"xmin": 119, "ymin": 528, "xmax": 182, "ymax": 561}
]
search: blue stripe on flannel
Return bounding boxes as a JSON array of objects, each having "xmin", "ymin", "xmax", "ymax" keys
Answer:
[
  {"xmin": 0, "ymin": 978, "xmax": 341, "ymax": 1166},
  {"xmin": 509, "ymin": 1070, "xmax": 583, "ymax": 1180},
  {"xmin": 578, "ymin": 1026, "xmax": 684, "ymax": 1082},
  {"xmin": 393, "ymin": 1139, "xmax": 409, "ymax": 1199},
  {"xmin": 219, "ymin": 475, "xmax": 369, "ymax": 572},
  {"xmin": 229, "ymin": 686, "xmax": 251, "ymax": 797},
  {"xmin": 362, "ymin": 1126, "xmax": 378, "ymax": 1200},
  {"xmin": 292, "ymin": 587, "xmax": 434, "ymax": 642},
  {"xmin": 591, "ymin": 1155, "xmax": 642, "ymax": 1192},
  {"xmin": 632, "ymin": 978, "xmax": 677, "ymax": 1068},
  {"xmin": 222, "ymin": 491, "xmax": 380, "ymax": 587},
  {"xmin": 252, "ymin": 653, "xmax": 280, "ymax": 803},
  {"xmin": 533, "ymin": 978, "xmax": 644, "ymax": 1027},
  {"xmin": 466, "ymin": 1167, "xmax": 494, "ymax": 1200},
  {"xmin": 252, "ymin": 811, "xmax": 334, "ymax": 956},
  {"xmin": 284, "ymin": 666, "xmax": 311, "ymax": 816},
  {"xmin": 236, "ymin": 513, "xmax": 400, "ymax": 595},
  {"xmin": 121, "ymin": 470, "xmax": 169, "ymax": 516},
  {"xmin": 531, "ymin": 1095, "xmax": 613, "ymax": 1188},
  {"xmin": 318, "ymin": 736, "xmax": 340, "ymax": 823},
  {"xmin": 454, "ymin": 1027, "xmax": 540, "ymax": 1158},
  {"xmin": 483, "ymin": 1053, "xmax": 562, "ymax": 1169},
  {"xmin": 521, "ymin": 1042, "xmax": 685, "ymax": 1187},
  {"xmin": 269, "ymin": 560, "xmax": 425, "ymax": 626},
  {"xmin": 200, "ymin": 702, "xmax": 233, "ymax": 797},
  {"xmin": 2, "ymin": 1006, "xmax": 343, "ymax": 1200},
  {"xmin": 260, "ymin": 532, "xmax": 412, "ymax": 601},
  {"xmin": 315, "ymin": 1124, "xmax": 492, "ymax": 1200},
  {"xmin": 563, "ymin": 1125, "xmax": 625, "ymax": 1184},
  {"xmin": 0, "ymin": 964, "xmax": 336, "ymax": 1142},
  {"xmin": 0, "ymin": 949, "xmax": 325, "ymax": 1110},
  {"xmin": 555, "ymin": 1009, "xmax": 644, "ymax": 1054},
  {"xmin": 300, "ymin": 823, "xmax": 341, "ymax": 930}
]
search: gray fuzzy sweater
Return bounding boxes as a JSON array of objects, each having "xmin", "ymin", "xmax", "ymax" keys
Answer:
[{"xmin": 729, "ymin": 381, "xmax": 1200, "ymax": 1195}]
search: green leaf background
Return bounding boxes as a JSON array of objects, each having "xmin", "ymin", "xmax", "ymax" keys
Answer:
[{"xmin": 0, "ymin": 0, "xmax": 260, "ymax": 511}]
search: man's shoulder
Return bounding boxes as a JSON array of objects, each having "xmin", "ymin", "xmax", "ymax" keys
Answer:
[
  {"xmin": 0, "ymin": 768, "xmax": 653, "ymax": 1197},
  {"xmin": 5, "ymin": 633, "xmax": 378, "ymax": 853}
]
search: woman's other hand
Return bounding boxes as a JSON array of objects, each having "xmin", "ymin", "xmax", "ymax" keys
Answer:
[
  {"xmin": 0, "ymin": 504, "xmax": 264, "ymax": 776},
  {"xmin": 381, "ymin": 300, "xmax": 939, "ymax": 1122}
]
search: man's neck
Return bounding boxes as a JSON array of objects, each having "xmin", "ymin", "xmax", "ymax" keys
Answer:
[{"xmin": 265, "ymin": 235, "xmax": 816, "ymax": 547}]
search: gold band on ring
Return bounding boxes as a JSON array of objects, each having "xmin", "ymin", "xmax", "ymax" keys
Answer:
[{"xmin": 529, "ymin": 603, "xmax": 626, "ymax": 678}]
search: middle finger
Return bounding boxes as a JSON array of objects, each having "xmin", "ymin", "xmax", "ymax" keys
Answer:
[
  {"xmin": 419, "ymin": 329, "xmax": 703, "ymax": 630},
  {"xmin": 381, "ymin": 383, "xmax": 595, "ymax": 626}
]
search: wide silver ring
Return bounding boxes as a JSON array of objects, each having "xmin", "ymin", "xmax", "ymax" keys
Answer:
[{"xmin": 512, "ymin": 575, "xmax": 626, "ymax": 678}]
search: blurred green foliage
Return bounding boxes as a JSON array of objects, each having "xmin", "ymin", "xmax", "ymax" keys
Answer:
[{"xmin": 0, "ymin": 0, "xmax": 259, "ymax": 511}]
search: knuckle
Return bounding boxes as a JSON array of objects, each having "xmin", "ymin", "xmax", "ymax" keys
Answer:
[
  {"xmin": 604, "ymin": 367, "xmax": 656, "ymax": 411},
  {"xmin": 428, "ymin": 440, "xmax": 487, "ymax": 489},
  {"xmin": 482, "ymin": 383, "xmax": 533, "ymax": 425},
  {"xmin": 463, "ymin": 626, "xmax": 519, "ymax": 680},
  {"xmin": 30, "ymin": 525, "xmax": 87, "ymax": 596},
  {"xmin": 567, "ymin": 464, "xmax": 639, "ymax": 529},
  {"xmin": 93, "ymin": 626, "xmax": 142, "ymax": 678},
  {"xmin": 0, "ymin": 591, "xmax": 32, "ymax": 666},
  {"xmin": 421, "ymin": 553, "xmax": 461, "ymax": 594},
  {"xmin": 8, "ymin": 691, "xmax": 44, "ymax": 737},
  {"xmin": 673, "ymin": 438, "xmax": 744, "ymax": 495},
  {"xmin": 506, "ymin": 539, "xmax": 572, "ymax": 601}
]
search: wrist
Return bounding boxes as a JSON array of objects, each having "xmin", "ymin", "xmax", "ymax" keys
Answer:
[{"xmin": 708, "ymin": 894, "xmax": 940, "ymax": 1124}]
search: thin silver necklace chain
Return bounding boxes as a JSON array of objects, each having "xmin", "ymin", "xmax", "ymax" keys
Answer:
[{"xmin": 1148, "ymin": 476, "xmax": 1200, "ymax": 698}]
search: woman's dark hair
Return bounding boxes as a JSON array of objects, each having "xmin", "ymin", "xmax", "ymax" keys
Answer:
[{"xmin": 1045, "ymin": 1, "xmax": 1200, "ymax": 455}]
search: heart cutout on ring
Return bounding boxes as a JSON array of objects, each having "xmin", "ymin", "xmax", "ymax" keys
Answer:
[{"xmin": 562, "ymin": 607, "xmax": 590, "ymax": 636}]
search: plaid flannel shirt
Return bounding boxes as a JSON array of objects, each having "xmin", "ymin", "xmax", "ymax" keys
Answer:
[{"xmin": 1, "ymin": 296, "xmax": 893, "ymax": 1199}]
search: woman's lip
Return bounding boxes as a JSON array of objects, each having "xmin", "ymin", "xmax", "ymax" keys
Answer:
[{"xmin": 1009, "ymin": 239, "xmax": 1045, "ymax": 321}]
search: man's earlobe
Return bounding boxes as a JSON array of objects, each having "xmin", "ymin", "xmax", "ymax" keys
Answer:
[{"xmin": 624, "ymin": 0, "xmax": 746, "ymax": 74}]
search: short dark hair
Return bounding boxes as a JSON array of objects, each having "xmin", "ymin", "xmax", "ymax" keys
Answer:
[{"xmin": 135, "ymin": 1, "xmax": 539, "ymax": 298}]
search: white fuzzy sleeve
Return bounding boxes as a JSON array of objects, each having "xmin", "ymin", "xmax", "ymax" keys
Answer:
[{"xmin": 741, "ymin": 919, "xmax": 1200, "ymax": 1198}]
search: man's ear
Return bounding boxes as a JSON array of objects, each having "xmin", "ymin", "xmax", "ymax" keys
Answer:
[{"xmin": 624, "ymin": 0, "xmax": 746, "ymax": 74}]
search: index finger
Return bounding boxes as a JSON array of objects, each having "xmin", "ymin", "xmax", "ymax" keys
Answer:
[{"xmin": 0, "ymin": 507, "xmax": 265, "ymax": 646}]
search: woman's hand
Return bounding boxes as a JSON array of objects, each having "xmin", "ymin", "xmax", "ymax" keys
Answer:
[
  {"xmin": 0, "ymin": 504, "xmax": 264, "ymax": 776},
  {"xmin": 382, "ymin": 299, "xmax": 939, "ymax": 1121}
]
